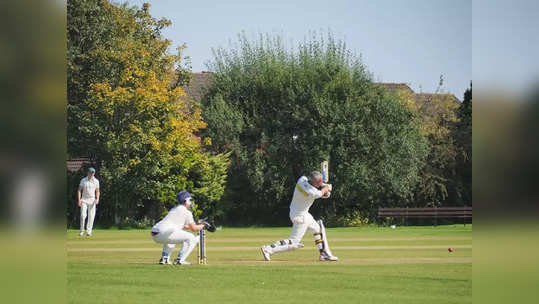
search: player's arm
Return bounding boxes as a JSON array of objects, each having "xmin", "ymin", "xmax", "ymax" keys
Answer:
[
  {"xmin": 77, "ymin": 184, "xmax": 82, "ymax": 207},
  {"xmin": 300, "ymin": 177, "xmax": 327, "ymax": 199},
  {"xmin": 95, "ymin": 188, "xmax": 100, "ymax": 205},
  {"xmin": 321, "ymin": 183, "xmax": 332, "ymax": 198},
  {"xmin": 307, "ymin": 185, "xmax": 327, "ymax": 199},
  {"xmin": 319, "ymin": 184, "xmax": 330, "ymax": 196},
  {"xmin": 184, "ymin": 222, "xmax": 205, "ymax": 232},
  {"xmin": 183, "ymin": 213, "xmax": 204, "ymax": 231}
]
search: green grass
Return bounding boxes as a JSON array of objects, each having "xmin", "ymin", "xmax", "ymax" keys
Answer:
[{"xmin": 67, "ymin": 225, "xmax": 471, "ymax": 304}]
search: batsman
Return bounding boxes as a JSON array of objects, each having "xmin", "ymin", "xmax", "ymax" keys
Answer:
[{"xmin": 261, "ymin": 162, "xmax": 339, "ymax": 262}]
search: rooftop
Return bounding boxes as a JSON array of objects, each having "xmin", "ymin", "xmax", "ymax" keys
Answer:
[{"xmin": 183, "ymin": 72, "xmax": 460, "ymax": 103}]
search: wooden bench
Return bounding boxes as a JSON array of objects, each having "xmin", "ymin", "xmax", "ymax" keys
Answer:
[{"xmin": 378, "ymin": 207, "xmax": 472, "ymax": 225}]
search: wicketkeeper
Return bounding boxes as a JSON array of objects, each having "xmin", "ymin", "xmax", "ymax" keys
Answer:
[
  {"xmin": 261, "ymin": 171, "xmax": 339, "ymax": 261},
  {"xmin": 150, "ymin": 191, "xmax": 215, "ymax": 265}
]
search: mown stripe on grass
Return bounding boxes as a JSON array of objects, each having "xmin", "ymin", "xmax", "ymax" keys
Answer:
[
  {"xmin": 67, "ymin": 257, "xmax": 472, "ymax": 266},
  {"xmin": 67, "ymin": 236, "xmax": 472, "ymax": 245},
  {"xmin": 67, "ymin": 245, "xmax": 472, "ymax": 252},
  {"xmin": 219, "ymin": 257, "xmax": 472, "ymax": 265}
]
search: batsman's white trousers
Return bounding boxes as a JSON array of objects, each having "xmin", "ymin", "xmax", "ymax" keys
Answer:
[
  {"xmin": 80, "ymin": 199, "xmax": 97, "ymax": 234},
  {"xmin": 151, "ymin": 224, "xmax": 199, "ymax": 261},
  {"xmin": 289, "ymin": 212, "xmax": 321, "ymax": 242}
]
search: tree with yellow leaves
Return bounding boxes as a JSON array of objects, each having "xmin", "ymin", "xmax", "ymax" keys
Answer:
[
  {"xmin": 394, "ymin": 81, "xmax": 461, "ymax": 207},
  {"xmin": 67, "ymin": 0, "xmax": 228, "ymax": 225}
]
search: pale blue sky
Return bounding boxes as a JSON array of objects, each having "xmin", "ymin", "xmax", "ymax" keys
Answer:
[
  {"xmin": 473, "ymin": 0, "xmax": 539, "ymax": 95},
  {"xmin": 124, "ymin": 0, "xmax": 471, "ymax": 98}
]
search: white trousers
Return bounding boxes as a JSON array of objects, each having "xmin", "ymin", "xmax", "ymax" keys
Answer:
[
  {"xmin": 80, "ymin": 199, "xmax": 96, "ymax": 234},
  {"xmin": 151, "ymin": 225, "xmax": 199, "ymax": 262},
  {"xmin": 289, "ymin": 212, "xmax": 321, "ymax": 242},
  {"xmin": 268, "ymin": 212, "xmax": 322, "ymax": 254}
]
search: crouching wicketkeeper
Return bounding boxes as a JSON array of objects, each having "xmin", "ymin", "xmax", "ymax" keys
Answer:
[
  {"xmin": 150, "ymin": 191, "xmax": 215, "ymax": 265},
  {"xmin": 260, "ymin": 171, "xmax": 338, "ymax": 262}
]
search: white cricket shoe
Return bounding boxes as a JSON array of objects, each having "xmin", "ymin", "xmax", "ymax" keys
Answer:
[
  {"xmin": 174, "ymin": 260, "xmax": 190, "ymax": 266},
  {"xmin": 78, "ymin": 231, "xmax": 84, "ymax": 236},
  {"xmin": 319, "ymin": 251, "xmax": 339, "ymax": 262},
  {"xmin": 86, "ymin": 233, "xmax": 92, "ymax": 237},
  {"xmin": 159, "ymin": 257, "xmax": 172, "ymax": 265},
  {"xmin": 261, "ymin": 245, "xmax": 272, "ymax": 261}
]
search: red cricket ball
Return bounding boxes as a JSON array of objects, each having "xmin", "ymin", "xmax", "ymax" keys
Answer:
[{"xmin": 448, "ymin": 247, "xmax": 454, "ymax": 252}]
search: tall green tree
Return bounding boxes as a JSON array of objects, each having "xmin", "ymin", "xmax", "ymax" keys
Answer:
[
  {"xmin": 453, "ymin": 83, "xmax": 472, "ymax": 205},
  {"xmin": 67, "ymin": 0, "xmax": 229, "ymax": 226},
  {"xmin": 202, "ymin": 33, "xmax": 428, "ymax": 224}
]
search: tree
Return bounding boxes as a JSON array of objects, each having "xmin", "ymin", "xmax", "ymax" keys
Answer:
[
  {"xmin": 453, "ymin": 83, "xmax": 472, "ymax": 205},
  {"xmin": 395, "ymin": 83, "xmax": 461, "ymax": 207},
  {"xmin": 68, "ymin": 0, "xmax": 191, "ymax": 157},
  {"xmin": 67, "ymin": 0, "xmax": 229, "ymax": 225},
  {"xmin": 202, "ymin": 32, "xmax": 428, "ymax": 224}
]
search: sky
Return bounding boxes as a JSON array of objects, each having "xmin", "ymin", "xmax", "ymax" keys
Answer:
[
  {"xmin": 124, "ymin": 0, "xmax": 471, "ymax": 99},
  {"xmin": 473, "ymin": 0, "xmax": 539, "ymax": 96}
]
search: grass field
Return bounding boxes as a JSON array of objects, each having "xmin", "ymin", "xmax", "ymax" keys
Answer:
[{"xmin": 67, "ymin": 225, "xmax": 471, "ymax": 304}]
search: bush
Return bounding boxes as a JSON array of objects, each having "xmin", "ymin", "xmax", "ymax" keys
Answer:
[
  {"xmin": 117, "ymin": 217, "xmax": 153, "ymax": 230},
  {"xmin": 325, "ymin": 210, "xmax": 370, "ymax": 227}
]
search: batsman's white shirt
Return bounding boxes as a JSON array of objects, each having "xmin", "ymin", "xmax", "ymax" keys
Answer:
[
  {"xmin": 79, "ymin": 176, "xmax": 99, "ymax": 201},
  {"xmin": 152, "ymin": 205, "xmax": 195, "ymax": 232},
  {"xmin": 289, "ymin": 176, "xmax": 323, "ymax": 216}
]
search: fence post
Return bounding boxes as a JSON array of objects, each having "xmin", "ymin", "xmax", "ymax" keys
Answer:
[
  {"xmin": 405, "ymin": 207, "xmax": 408, "ymax": 226},
  {"xmin": 434, "ymin": 207, "xmax": 437, "ymax": 227}
]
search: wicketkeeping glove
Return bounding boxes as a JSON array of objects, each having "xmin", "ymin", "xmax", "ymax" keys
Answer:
[{"xmin": 198, "ymin": 218, "xmax": 216, "ymax": 232}]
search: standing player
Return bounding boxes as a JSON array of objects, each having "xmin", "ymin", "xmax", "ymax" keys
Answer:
[
  {"xmin": 260, "ymin": 171, "xmax": 339, "ymax": 261},
  {"xmin": 78, "ymin": 167, "xmax": 100, "ymax": 237},
  {"xmin": 151, "ymin": 191, "xmax": 206, "ymax": 265}
]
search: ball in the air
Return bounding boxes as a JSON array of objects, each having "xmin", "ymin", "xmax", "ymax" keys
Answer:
[{"xmin": 448, "ymin": 247, "xmax": 454, "ymax": 252}]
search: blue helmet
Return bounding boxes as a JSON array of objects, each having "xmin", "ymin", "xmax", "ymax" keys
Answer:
[{"xmin": 176, "ymin": 191, "xmax": 193, "ymax": 204}]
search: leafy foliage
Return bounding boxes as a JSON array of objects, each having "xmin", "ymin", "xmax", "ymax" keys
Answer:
[
  {"xmin": 67, "ymin": 0, "xmax": 229, "ymax": 225},
  {"xmin": 395, "ymin": 86, "xmax": 460, "ymax": 206},
  {"xmin": 202, "ymin": 32, "xmax": 428, "ymax": 224},
  {"xmin": 453, "ymin": 83, "xmax": 472, "ymax": 205}
]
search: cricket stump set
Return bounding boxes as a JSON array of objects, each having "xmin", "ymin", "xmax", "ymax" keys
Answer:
[{"xmin": 198, "ymin": 229, "xmax": 207, "ymax": 264}]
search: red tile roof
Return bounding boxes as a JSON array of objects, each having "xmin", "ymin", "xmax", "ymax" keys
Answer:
[
  {"xmin": 377, "ymin": 83, "xmax": 414, "ymax": 94},
  {"xmin": 182, "ymin": 72, "xmax": 214, "ymax": 101},
  {"xmin": 414, "ymin": 93, "xmax": 461, "ymax": 105}
]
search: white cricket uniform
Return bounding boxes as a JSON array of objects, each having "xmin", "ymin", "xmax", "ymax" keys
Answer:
[
  {"xmin": 288, "ymin": 176, "xmax": 323, "ymax": 242},
  {"xmin": 79, "ymin": 176, "xmax": 100, "ymax": 234},
  {"xmin": 151, "ymin": 205, "xmax": 199, "ymax": 261},
  {"xmin": 263, "ymin": 176, "xmax": 337, "ymax": 259}
]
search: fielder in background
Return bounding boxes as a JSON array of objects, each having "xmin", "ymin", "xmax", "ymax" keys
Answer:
[
  {"xmin": 78, "ymin": 167, "xmax": 100, "ymax": 237},
  {"xmin": 150, "ymin": 191, "xmax": 211, "ymax": 265},
  {"xmin": 261, "ymin": 171, "xmax": 339, "ymax": 261}
]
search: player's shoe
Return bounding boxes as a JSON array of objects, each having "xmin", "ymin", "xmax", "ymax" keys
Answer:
[
  {"xmin": 319, "ymin": 251, "xmax": 339, "ymax": 262},
  {"xmin": 159, "ymin": 257, "xmax": 172, "ymax": 265},
  {"xmin": 261, "ymin": 245, "xmax": 272, "ymax": 261},
  {"xmin": 78, "ymin": 231, "xmax": 84, "ymax": 236},
  {"xmin": 86, "ymin": 233, "xmax": 92, "ymax": 237},
  {"xmin": 174, "ymin": 259, "xmax": 191, "ymax": 266}
]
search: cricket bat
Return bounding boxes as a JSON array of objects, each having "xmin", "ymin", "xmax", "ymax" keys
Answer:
[
  {"xmin": 321, "ymin": 160, "xmax": 331, "ymax": 198},
  {"xmin": 321, "ymin": 161, "xmax": 329, "ymax": 183}
]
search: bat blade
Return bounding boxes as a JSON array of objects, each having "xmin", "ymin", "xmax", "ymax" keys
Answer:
[{"xmin": 321, "ymin": 161, "xmax": 329, "ymax": 183}]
